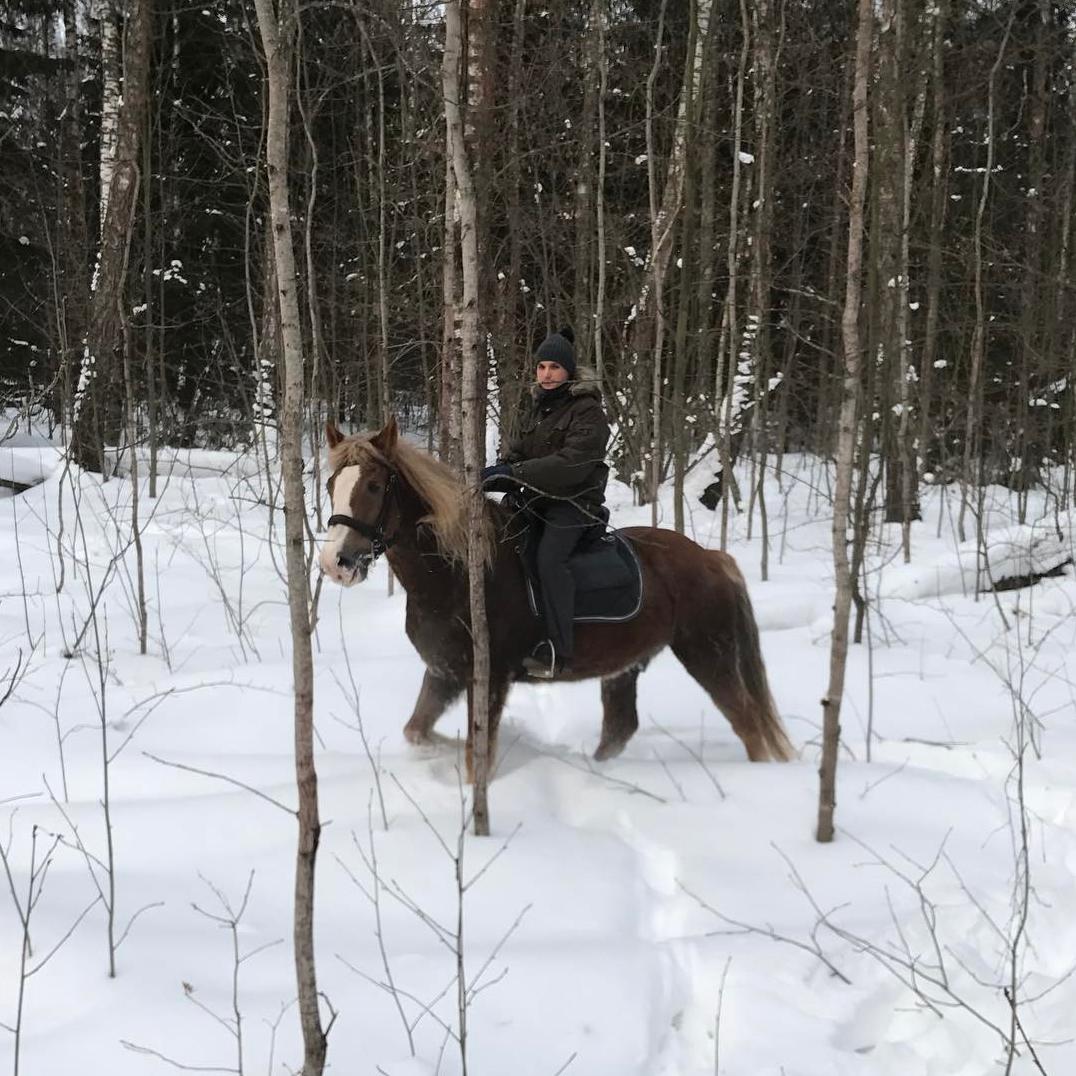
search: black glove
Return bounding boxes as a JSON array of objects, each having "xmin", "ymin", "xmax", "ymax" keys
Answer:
[{"xmin": 480, "ymin": 463, "xmax": 513, "ymax": 484}]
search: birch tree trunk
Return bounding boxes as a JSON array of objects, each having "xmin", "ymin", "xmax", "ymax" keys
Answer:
[
  {"xmin": 643, "ymin": 0, "xmax": 714, "ymax": 307},
  {"xmin": 627, "ymin": 0, "xmax": 713, "ymax": 507},
  {"xmin": 747, "ymin": 0, "xmax": 779, "ymax": 579},
  {"xmin": 59, "ymin": 0, "xmax": 88, "ymax": 434},
  {"xmin": 917, "ymin": 0, "xmax": 948, "ymax": 482},
  {"xmin": 816, "ymin": 56, "xmax": 853, "ymax": 455},
  {"xmin": 670, "ymin": 0, "xmax": 704, "ymax": 535},
  {"xmin": 818, "ymin": 0, "xmax": 871, "ymax": 844},
  {"xmin": 645, "ymin": 0, "xmax": 669, "ymax": 525},
  {"xmin": 573, "ymin": 0, "xmax": 603, "ymax": 368},
  {"xmin": 593, "ymin": 0, "xmax": 608, "ymax": 386},
  {"xmin": 876, "ymin": 0, "xmax": 906, "ymax": 530},
  {"xmin": 694, "ymin": 61, "xmax": 717, "ymax": 400},
  {"xmin": 444, "ymin": 0, "xmax": 492, "ymax": 837},
  {"xmin": 958, "ymin": 16, "xmax": 1012, "ymax": 545},
  {"xmin": 720, "ymin": 0, "xmax": 750, "ymax": 551},
  {"xmin": 143, "ymin": 99, "xmax": 158, "ymax": 497},
  {"xmin": 440, "ymin": 142, "xmax": 462, "ymax": 466},
  {"xmin": 251, "ymin": 0, "xmax": 330, "ymax": 1069},
  {"xmin": 492, "ymin": 0, "xmax": 527, "ymax": 450},
  {"xmin": 97, "ymin": 0, "xmax": 121, "ymax": 225},
  {"xmin": 1015, "ymin": 0, "xmax": 1049, "ymax": 522},
  {"xmin": 371, "ymin": 33, "xmax": 391, "ymax": 425},
  {"xmin": 71, "ymin": 0, "xmax": 153, "ymax": 473},
  {"xmin": 898, "ymin": 5, "xmax": 928, "ymax": 561}
]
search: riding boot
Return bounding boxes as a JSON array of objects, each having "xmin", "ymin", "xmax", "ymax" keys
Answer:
[{"xmin": 525, "ymin": 503, "xmax": 587, "ymax": 678}]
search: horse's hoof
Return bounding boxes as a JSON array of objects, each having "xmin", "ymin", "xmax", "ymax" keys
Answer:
[
  {"xmin": 403, "ymin": 722, "xmax": 431, "ymax": 745},
  {"xmin": 593, "ymin": 739, "xmax": 627, "ymax": 762}
]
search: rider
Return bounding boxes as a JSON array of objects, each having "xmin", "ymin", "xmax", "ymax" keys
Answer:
[{"xmin": 480, "ymin": 327, "xmax": 610, "ymax": 678}]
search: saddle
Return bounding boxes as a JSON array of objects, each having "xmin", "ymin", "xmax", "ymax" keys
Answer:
[{"xmin": 509, "ymin": 503, "xmax": 643, "ymax": 624}]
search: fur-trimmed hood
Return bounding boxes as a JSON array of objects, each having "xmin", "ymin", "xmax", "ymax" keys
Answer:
[{"xmin": 528, "ymin": 364, "xmax": 603, "ymax": 401}]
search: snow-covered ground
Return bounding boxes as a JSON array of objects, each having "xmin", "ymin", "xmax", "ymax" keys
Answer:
[{"xmin": 2, "ymin": 437, "xmax": 1075, "ymax": 1075}]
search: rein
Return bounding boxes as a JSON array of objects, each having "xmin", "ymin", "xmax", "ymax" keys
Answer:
[{"xmin": 328, "ymin": 470, "xmax": 399, "ymax": 562}]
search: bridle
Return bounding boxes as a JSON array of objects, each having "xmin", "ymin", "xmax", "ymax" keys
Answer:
[{"xmin": 327, "ymin": 469, "xmax": 399, "ymax": 564}]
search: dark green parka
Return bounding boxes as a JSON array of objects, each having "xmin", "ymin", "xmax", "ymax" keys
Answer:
[{"xmin": 502, "ymin": 365, "xmax": 610, "ymax": 514}]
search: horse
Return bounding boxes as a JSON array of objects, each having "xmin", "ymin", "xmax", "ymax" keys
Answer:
[{"xmin": 318, "ymin": 418, "xmax": 793, "ymax": 772}]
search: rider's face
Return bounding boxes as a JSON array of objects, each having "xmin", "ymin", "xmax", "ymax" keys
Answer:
[{"xmin": 536, "ymin": 361, "xmax": 569, "ymax": 390}]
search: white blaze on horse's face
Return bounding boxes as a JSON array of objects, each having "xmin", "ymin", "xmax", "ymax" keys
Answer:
[{"xmin": 319, "ymin": 464, "xmax": 365, "ymax": 586}]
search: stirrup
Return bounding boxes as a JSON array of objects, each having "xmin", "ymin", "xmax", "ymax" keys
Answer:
[{"xmin": 522, "ymin": 640, "xmax": 565, "ymax": 680}]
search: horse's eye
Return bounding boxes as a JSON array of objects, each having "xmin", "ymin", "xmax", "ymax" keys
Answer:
[{"xmin": 368, "ymin": 481, "xmax": 382, "ymax": 494}]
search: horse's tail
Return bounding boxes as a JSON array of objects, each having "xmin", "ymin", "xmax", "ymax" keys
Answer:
[{"xmin": 730, "ymin": 575, "xmax": 795, "ymax": 761}]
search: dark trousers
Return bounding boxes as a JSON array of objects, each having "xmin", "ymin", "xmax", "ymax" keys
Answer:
[{"xmin": 534, "ymin": 502, "xmax": 591, "ymax": 661}]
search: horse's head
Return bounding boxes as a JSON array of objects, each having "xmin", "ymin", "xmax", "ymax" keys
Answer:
[{"xmin": 319, "ymin": 417, "xmax": 400, "ymax": 586}]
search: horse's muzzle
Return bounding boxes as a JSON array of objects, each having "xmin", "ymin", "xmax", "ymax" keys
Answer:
[{"xmin": 320, "ymin": 547, "xmax": 371, "ymax": 586}]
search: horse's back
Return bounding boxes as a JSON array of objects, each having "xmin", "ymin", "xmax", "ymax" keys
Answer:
[
  {"xmin": 618, "ymin": 525, "xmax": 743, "ymax": 580},
  {"xmin": 617, "ymin": 525, "xmax": 748, "ymax": 622}
]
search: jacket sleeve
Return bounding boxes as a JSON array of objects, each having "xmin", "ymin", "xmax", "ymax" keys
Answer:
[{"xmin": 512, "ymin": 398, "xmax": 610, "ymax": 494}]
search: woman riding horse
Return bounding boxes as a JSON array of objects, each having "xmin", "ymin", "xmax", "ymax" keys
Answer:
[
  {"xmin": 481, "ymin": 327, "xmax": 609, "ymax": 680},
  {"xmin": 318, "ymin": 418, "xmax": 794, "ymax": 775}
]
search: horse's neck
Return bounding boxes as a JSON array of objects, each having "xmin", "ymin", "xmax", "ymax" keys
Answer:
[
  {"xmin": 385, "ymin": 485, "xmax": 463, "ymax": 595},
  {"xmin": 385, "ymin": 490, "xmax": 510, "ymax": 595}
]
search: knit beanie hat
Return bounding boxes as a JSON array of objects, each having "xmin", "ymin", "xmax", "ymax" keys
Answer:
[{"xmin": 534, "ymin": 326, "xmax": 577, "ymax": 379}]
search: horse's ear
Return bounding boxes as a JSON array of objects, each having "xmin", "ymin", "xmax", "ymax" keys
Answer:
[
  {"xmin": 326, "ymin": 421, "xmax": 344, "ymax": 449},
  {"xmin": 372, "ymin": 415, "xmax": 399, "ymax": 455}
]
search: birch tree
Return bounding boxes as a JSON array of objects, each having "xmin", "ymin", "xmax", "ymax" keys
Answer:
[
  {"xmin": 71, "ymin": 0, "xmax": 153, "ymax": 472},
  {"xmin": 818, "ymin": 0, "xmax": 871, "ymax": 844},
  {"xmin": 251, "ymin": 0, "xmax": 331, "ymax": 1068},
  {"xmin": 444, "ymin": 0, "xmax": 492, "ymax": 836}
]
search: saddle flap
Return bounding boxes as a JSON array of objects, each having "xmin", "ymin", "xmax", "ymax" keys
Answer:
[
  {"xmin": 516, "ymin": 522, "xmax": 643, "ymax": 624},
  {"xmin": 568, "ymin": 533, "xmax": 636, "ymax": 591}
]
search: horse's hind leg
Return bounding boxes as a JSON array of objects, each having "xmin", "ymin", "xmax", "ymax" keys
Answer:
[
  {"xmin": 595, "ymin": 664, "xmax": 643, "ymax": 761},
  {"xmin": 404, "ymin": 668, "xmax": 465, "ymax": 744},
  {"xmin": 672, "ymin": 637, "xmax": 769, "ymax": 761}
]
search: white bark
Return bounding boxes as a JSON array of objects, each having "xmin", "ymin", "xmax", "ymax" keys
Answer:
[
  {"xmin": 818, "ymin": 0, "xmax": 871, "ymax": 844},
  {"xmin": 593, "ymin": 0, "xmax": 607, "ymax": 384},
  {"xmin": 642, "ymin": 0, "xmax": 715, "ymax": 297},
  {"xmin": 98, "ymin": 0, "xmax": 121, "ymax": 226},
  {"xmin": 250, "ymin": 0, "xmax": 329, "ymax": 1069},
  {"xmin": 444, "ymin": 0, "xmax": 492, "ymax": 839}
]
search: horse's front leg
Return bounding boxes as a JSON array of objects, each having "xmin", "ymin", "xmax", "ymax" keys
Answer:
[{"xmin": 404, "ymin": 668, "xmax": 466, "ymax": 744}]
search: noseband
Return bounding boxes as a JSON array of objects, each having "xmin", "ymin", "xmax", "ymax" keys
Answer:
[{"xmin": 328, "ymin": 470, "xmax": 399, "ymax": 563}]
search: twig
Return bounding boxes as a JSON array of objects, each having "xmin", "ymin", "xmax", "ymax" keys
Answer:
[
  {"xmin": 550, "ymin": 753, "xmax": 668, "ymax": 804},
  {"xmin": 714, "ymin": 956, "xmax": 732, "ymax": 1076},
  {"xmin": 652, "ymin": 717, "xmax": 725, "ymax": 799},
  {"xmin": 143, "ymin": 752, "xmax": 295, "ymax": 815},
  {"xmin": 120, "ymin": 1041, "xmax": 238, "ymax": 1073},
  {"xmin": 678, "ymin": 877, "xmax": 852, "ymax": 985}
]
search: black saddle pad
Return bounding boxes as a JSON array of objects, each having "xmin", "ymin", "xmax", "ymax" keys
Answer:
[{"xmin": 518, "ymin": 525, "xmax": 643, "ymax": 624}]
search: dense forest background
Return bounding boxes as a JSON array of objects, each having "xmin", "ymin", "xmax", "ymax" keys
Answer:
[
  {"xmin": 3, "ymin": 6, "xmax": 1075, "ymax": 1070},
  {"xmin": 2, "ymin": 0, "xmax": 1075, "ymax": 515}
]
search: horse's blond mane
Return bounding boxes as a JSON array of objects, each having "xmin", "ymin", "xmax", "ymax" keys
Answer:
[{"xmin": 329, "ymin": 433, "xmax": 491, "ymax": 563}]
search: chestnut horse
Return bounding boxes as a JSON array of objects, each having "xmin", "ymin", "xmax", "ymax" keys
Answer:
[{"xmin": 318, "ymin": 419, "xmax": 793, "ymax": 768}]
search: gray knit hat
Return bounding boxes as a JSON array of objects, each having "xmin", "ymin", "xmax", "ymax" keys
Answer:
[{"xmin": 534, "ymin": 326, "xmax": 576, "ymax": 378}]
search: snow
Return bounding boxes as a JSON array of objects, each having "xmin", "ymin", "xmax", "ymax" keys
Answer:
[
  {"xmin": 1, "ymin": 447, "xmax": 61, "ymax": 490},
  {"xmin": 2, "ymin": 443, "xmax": 1076, "ymax": 1075},
  {"xmin": 0, "ymin": 425, "xmax": 60, "ymax": 489}
]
